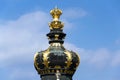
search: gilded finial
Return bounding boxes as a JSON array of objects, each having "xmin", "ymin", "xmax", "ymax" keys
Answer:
[
  {"xmin": 49, "ymin": 7, "xmax": 64, "ymax": 30},
  {"xmin": 50, "ymin": 7, "xmax": 62, "ymax": 21}
]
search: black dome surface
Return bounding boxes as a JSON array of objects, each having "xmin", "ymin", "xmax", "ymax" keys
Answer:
[{"xmin": 34, "ymin": 44, "xmax": 80, "ymax": 76}]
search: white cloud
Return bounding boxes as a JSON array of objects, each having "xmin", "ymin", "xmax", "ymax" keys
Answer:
[
  {"xmin": 62, "ymin": 8, "xmax": 87, "ymax": 19},
  {"xmin": 88, "ymin": 48, "xmax": 110, "ymax": 68},
  {"xmin": 9, "ymin": 69, "xmax": 38, "ymax": 80},
  {"xmin": 64, "ymin": 43, "xmax": 110, "ymax": 68},
  {"xmin": 64, "ymin": 43, "xmax": 120, "ymax": 68},
  {"xmin": 111, "ymin": 50, "xmax": 120, "ymax": 66},
  {"xmin": 0, "ymin": 11, "xmax": 50, "ymax": 68}
]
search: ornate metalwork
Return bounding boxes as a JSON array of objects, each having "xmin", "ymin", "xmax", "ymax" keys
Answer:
[
  {"xmin": 34, "ymin": 7, "xmax": 80, "ymax": 80},
  {"xmin": 50, "ymin": 7, "xmax": 62, "ymax": 21},
  {"xmin": 49, "ymin": 7, "xmax": 64, "ymax": 30},
  {"xmin": 64, "ymin": 50, "xmax": 72, "ymax": 68},
  {"xmin": 42, "ymin": 49, "xmax": 50, "ymax": 68}
]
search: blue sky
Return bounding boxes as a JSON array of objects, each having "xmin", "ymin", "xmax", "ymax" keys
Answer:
[{"xmin": 0, "ymin": 0, "xmax": 120, "ymax": 80}]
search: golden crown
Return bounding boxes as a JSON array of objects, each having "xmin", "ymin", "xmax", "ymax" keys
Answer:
[
  {"xmin": 50, "ymin": 7, "xmax": 62, "ymax": 21},
  {"xmin": 49, "ymin": 7, "xmax": 64, "ymax": 30}
]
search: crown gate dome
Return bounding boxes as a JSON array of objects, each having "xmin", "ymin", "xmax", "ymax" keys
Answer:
[{"xmin": 34, "ymin": 7, "xmax": 80, "ymax": 80}]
